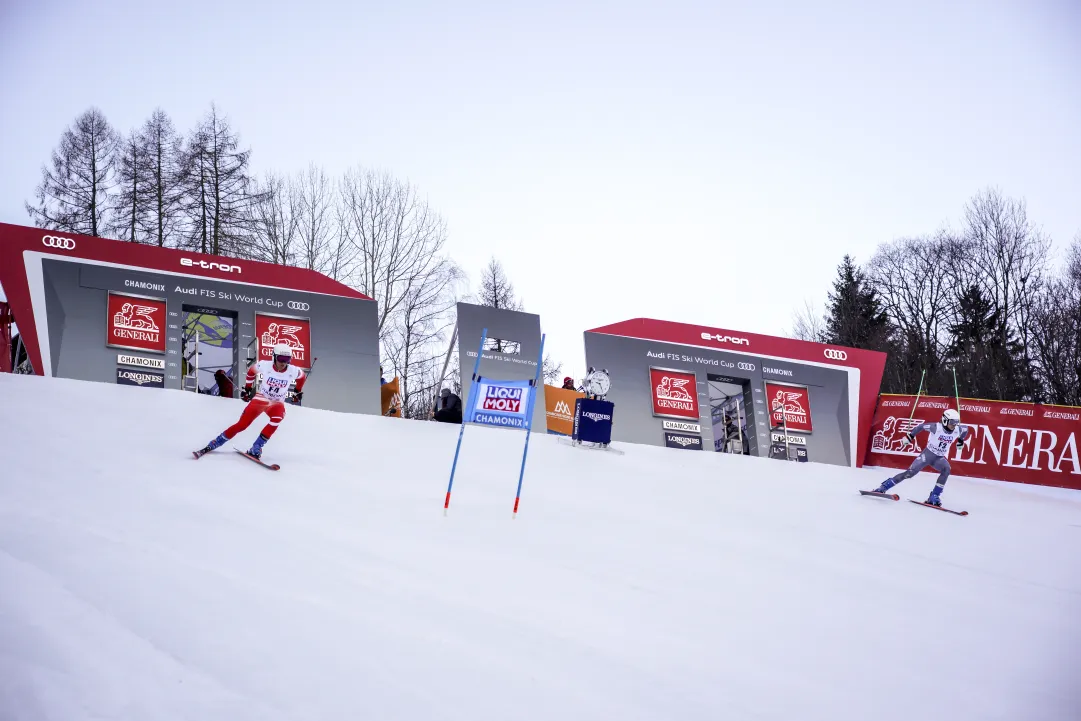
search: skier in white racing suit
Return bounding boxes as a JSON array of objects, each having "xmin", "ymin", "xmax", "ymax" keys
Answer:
[
  {"xmin": 193, "ymin": 343, "xmax": 306, "ymax": 460},
  {"xmin": 871, "ymin": 408, "xmax": 969, "ymax": 506}
]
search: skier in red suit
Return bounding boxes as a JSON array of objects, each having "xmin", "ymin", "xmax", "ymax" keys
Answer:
[{"xmin": 193, "ymin": 343, "xmax": 306, "ymax": 459}]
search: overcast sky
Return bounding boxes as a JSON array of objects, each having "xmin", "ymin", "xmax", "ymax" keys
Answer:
[{"xmin": 2, "ymin": 0, "xmax": 1079, "ymax": 379}]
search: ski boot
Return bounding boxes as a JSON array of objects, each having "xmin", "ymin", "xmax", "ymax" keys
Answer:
[
  {"xmin": 246, "ymin": 434, "xmax": 269, "ymax": 459},
  {"xmin": 872, "ymin": 478, "xmax": 898, "ymax": 494},
  {"xmin": 193, "ymin": 433, "xmax": 228, "ymax": 459},
  {"xmin": 926, "ymin": 487, "xmax": 944, "ymax": 507}
]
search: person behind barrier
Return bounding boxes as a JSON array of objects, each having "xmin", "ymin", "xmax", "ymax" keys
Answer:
[{"xmin": 433, "ymin": 387, "xmax": 462, "ymax": 424}]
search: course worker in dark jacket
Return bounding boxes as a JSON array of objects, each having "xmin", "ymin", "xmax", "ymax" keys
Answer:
[{"xmin": 433, "ymin": 388, "xmax": 463, "ymax": 424}]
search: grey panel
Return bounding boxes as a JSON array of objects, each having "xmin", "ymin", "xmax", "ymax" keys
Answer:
[
  {"xmin": 38, "ymin": 258, "xmax": 380, "ymax": 414},
  {"xmin": 456, "ymin": 302, "xmax": 547, "ymax": 431},
  {"xmin": 42, "ymin": 262, "xmax": 71, "ymax": 377},
  {"xmin": 583, "ymin": 331, "xmax": 853, "ymax": 467}
]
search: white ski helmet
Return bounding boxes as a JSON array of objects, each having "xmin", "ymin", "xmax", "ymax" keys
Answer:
[
  {"xmin": 272, "ymin": 343, "xmax": 293, "ymax": 364},
  {"xmin": 942, "ymin": 408, "xmax": 960, "ymax": 430}
]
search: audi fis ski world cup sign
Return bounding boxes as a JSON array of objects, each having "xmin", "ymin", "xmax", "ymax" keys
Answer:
[
  {"xmin": 649, "ymin": 366, "xmax": 700, "ymax": 420},
  {"xmin": 106, "ymin": 291, "xmax": 167, "ymax": 354},
  {"xmin": 765, "ymin": 382, "xmax": 813, "ymax": 433},
  {"xmin": 468, "ymin": 378, "xmax": 534, "ymax": 429},
  {"xmin": 255, "ymin": 312, "xmax": 312, "ymax": 368}
]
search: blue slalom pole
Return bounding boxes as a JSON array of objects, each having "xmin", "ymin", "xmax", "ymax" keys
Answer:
[
  {"xmin": 444, "ymin": 328, "xmax": 487, "ymax": 515},
  {"xmin": 513, "ymin": 333, "xmax": 546, "ymax": 517}
]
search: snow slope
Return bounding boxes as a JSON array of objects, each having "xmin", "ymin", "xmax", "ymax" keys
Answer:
[{"xmin": 2, "ymin": 373, "xmax": 1080, "ymax": 721}]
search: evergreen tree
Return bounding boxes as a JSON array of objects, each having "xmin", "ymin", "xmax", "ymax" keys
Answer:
[
  {"xmin": 946, "ymin": 285, "xmax": 1029, "ymax": 399},
  {"xmin": 823, "ymin": 255, "xmax": 893, "ymax": 350}
]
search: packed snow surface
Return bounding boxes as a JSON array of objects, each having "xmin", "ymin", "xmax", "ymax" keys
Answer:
[{"xmin": 2, "ymin": 373, "xmax": 1080, "ymax": 721}]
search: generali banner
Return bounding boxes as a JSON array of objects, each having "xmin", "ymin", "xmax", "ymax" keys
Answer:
[
  {"xmin": 867, "ymin": 394, "xmax": 1081, "ymax": 490},
  {"xmin": 255, "ymin": 312, "xmax": 312, "ymax": 368},
  {"xmin": 106, "ymin": 291, "xmax": 167, "ymax": 354},
  {"xmin": 765, "ymin": 382, "xmax": 813, "ymax": 433},
  {"xmin": 545, "ymin": 385, "xmax": 583, "ymax": 436}
]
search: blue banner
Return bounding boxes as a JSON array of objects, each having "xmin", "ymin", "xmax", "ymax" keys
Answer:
[
  {"xmin": 573, "ymin": 398, "xmax": 615, "ymax": 444},
  {"xmin": 466, "ymin": 377, "xmax": 536, "ymax": 430}
]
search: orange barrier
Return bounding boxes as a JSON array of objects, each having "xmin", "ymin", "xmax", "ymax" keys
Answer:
[{"xmin": 545, "ymin": 385, "xmax": 583, "ymax": 435}]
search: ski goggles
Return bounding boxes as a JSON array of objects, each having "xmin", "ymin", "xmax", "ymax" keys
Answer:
[{"xmin": 274, "ymin": 352, "xmax": 292, "ymax": 365}]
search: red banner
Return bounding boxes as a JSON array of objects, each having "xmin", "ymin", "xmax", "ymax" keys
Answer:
[
  {"xmin": 255, "ymin": 313, "xmax": 312, "ymax": 368},
  {"xmin": 106, "ymin": 292, "xmax": 167, "ymax": 353},
  {"xmin": 867, "ymin": 394, "xmax": 1081, "ymax": 490},
  {"xmin": 765, "ymin": 382, "xmax": 813, "ymax": 433},
  {"xmin": 649, "ymin": 366, "xmax": 699, "ymax": 420}
]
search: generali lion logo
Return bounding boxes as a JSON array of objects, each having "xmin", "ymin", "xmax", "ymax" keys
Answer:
[
  {"xmin": 656, "ymin": 376, "xmax": 694, "ymax": 404},
  {"xmin": 260, "ymin": 322, "xmax": 306, "ymax": 356},
  {"xmin": 771, "ymin": 390, "xmax": 808, "ymax": 425},
  {"xmin": 114, "ymin": 302, "xmax": 160, "ymax": 332},
  {"xmin": 871, "ymin": 416, "xmax": 924, "ymax": 455}
]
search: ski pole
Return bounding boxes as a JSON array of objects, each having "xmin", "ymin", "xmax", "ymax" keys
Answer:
[
  {"xmin": 952, "ymin": 366, "xmax": 961, "ymax": 419},
  {"xmin": 909, "ymin": 368, "xmax": 926, "ymax": 419}
]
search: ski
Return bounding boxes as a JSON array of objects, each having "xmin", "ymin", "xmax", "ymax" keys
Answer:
[
  {"xmin": 234, "ymin": 448, "xmax": 280, "ymax": 471},
  {"xmin": 908, "ymin": 499, "xmax": 967, "ymax": 516},
  {"xmin": 859, "ymin": 489, "xmax": 899, "ymax": 501}
]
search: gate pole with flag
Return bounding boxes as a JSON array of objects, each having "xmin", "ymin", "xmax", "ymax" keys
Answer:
[
  {"xmin": 444, "ymin": 327, "xmax": 487, "ymax": 515},
  {"xmin": 512, "ymin": 333, "xmax": 546, "ymax": 518}
]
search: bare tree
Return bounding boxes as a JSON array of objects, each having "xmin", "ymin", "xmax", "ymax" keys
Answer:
[
  {"xmin": 790, "ymin": 300, "xmax": 827, "ymax": 342},
  {"xmin": 180, "ymin": 104, "xmax": 260, "ymax": 256},
  {"xmin": 141, "ymin": 109, "xmax": 184, "ymax": 247},
  {"xmin": 541, "ymin": 355, "xmax": 563, "ymax": 384},
  {"xmin": 477, "ymin": 257, "xmax": 524, "ymax": 310},
  {"xmin": 294, "ymin": 164, "xmax": 336, "ymax": 272},
  {"xmin": 1029, "ymin": 233, "xmax": 1081, "ymax": 405},
  {"xmin": 338, "ymin": 166, "xmax": 461, "ymax": 412},
  {"xmin": 384, "ymin": 260, "xmax": 464, "ymax": 417},
  {"xmin": 26, "ymin": 108, "xmax": 118, "ymax": 237},
  {"xmin": 962, "ymin": 188, "xmax": 1050, "ymax": 376},
  {"xmin": 108, "ymin": 129, "xmax": 147, "ymax": 242},
  {"xmin": 248, "ymin": 172, "xmax": 298, "ymax": 265},
  {"xmin": 338, "ymin": 167, "xmax": 453, "ymax": 339},
  {"xmin": 865, "ymin": 232, "xmax": 959, "ymax": 392}
]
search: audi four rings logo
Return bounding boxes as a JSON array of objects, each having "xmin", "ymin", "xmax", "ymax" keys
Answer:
[
  {"xmin": 824, "ymin": 349, "xmax": 848, "ymax": 361},
  {"xmin": 42, "ymin": 235, "xmax": 76, "ymax": 250},
  {"xmin": 737, "ymin": 362, "xmax": 755, "ymax": 371},
  {"xmin": 287, "ymin": 301, "xmax": 310, "ymax": 311}
]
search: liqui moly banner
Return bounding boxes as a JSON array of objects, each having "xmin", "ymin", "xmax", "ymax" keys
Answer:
[
  {"xmin": 867, "ymin": 394, "xmax": 1081, "ymax": 490},
  {"xmin": 467, "ymin": 377, "xmax": 537, "ymax": 430}
]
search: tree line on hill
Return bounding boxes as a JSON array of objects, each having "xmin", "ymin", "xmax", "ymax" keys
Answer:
[
  {"xmin": 796, "ymin": 188, "xmax": 1081, "ymax": 406},
  {"xmin": 24, "ymin": 106, "xmax": 560, "ymax": 417}
]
